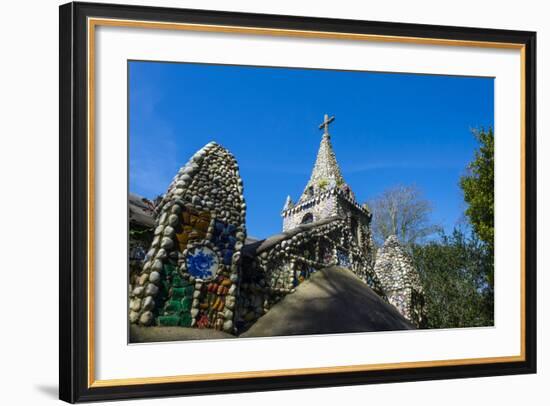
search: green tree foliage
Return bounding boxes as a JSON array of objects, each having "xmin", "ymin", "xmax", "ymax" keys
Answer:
[
  {"xmin": 460, "ymin": 128, "xmax": 494, "ymax": 251},
  {"xmin": 368, "ymin": 184, "xmax": 441, "ymax": 248},
  {"xmin": 412, "ymin": 229, "xmax": 494, "ymax": 328}
]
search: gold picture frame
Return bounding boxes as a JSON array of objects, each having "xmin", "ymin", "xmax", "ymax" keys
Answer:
[{"xmin": 60, "ymin": 2, "xmax": 536, "ymax": 402}]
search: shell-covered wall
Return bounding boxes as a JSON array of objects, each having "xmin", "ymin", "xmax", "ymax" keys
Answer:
[
  {"xmin": 282, "ymin": 190, "xmax": 339, "ymax": 231},
  {"xmin": 282, "ymin": 188, "xmax": 371, "ymax": 232},
  {"xmin": 129, "ymin": 142, "xmax": 246, "ymax": 333},
  {"xmin": 237, "ymin": 217, "xmax": 385, "ymax": 332}
]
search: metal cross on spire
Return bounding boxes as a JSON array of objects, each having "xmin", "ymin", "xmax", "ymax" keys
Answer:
[{"xmin": 318, "ymin": 114, "xmax": 335, "ymax": 136}]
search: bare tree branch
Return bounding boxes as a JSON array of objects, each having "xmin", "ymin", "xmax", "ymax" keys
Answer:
[{"xmin": 368, "ymin": 184, "xmax": 441, "ymax": 247}]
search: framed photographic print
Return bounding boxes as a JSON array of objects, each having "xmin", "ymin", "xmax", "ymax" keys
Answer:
[{"xmin": 59, "ymin": 1, "xmax": 537, "ymax": 403}]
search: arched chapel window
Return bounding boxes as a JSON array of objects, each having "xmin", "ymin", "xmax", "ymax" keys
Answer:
[{"xmin": 301, "ymin": 212, "xmax": 314, "ymax": 224}]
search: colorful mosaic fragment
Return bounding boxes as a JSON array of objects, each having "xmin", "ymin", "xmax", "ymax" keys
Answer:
[
  {"xmin": 156, "ymin": 263, "xmax": 194, "ymax": 327},
  {"xmin": 175, "ymin": 207, "xmax": 211, "ymax": 252},
  {"xmin": 186, "ymin": 246, "xmax": 219, "ymax": 280}
]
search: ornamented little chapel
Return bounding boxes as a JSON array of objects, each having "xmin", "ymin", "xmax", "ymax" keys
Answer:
[{"xmin": 129, "ymin": 114, "xmax": 426, "ymax": 336}]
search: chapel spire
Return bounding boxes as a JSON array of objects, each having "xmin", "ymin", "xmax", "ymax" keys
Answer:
[{"xmin": 299, "ymin": 114, "xmax": 345, "ymax": 202}]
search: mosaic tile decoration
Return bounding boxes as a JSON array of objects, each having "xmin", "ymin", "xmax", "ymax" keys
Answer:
[{"xmin": 186, "ymin": 246, "xmax": 219, "ymax": 280}]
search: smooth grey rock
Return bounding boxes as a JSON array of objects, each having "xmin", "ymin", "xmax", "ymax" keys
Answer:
[
  {"xmin": 154, "ymin": 248, "xmax": 167, "ymax": 260},
  {"xmin": 160, "ymin": 237, "xmax": 174, "ymax": 249},
  {"xmin": 129, "ymin": 298, "xmax": 141, "ymax": 311},
  {"xmin": 185, "ymin": 163, "xmax": 199, "ymax": 173},
  {"xmin": 139, "ymin": 311, "xmax": 154, "ymax": 326},
  {"xmin": 174, "ymin": 198, "xmax": 186, "ymax": 207},
  {"xmin": 149, "ymin": 271, "xmax": 161, "ymax": 284},
  {"xmin": 225, "ymin": 295, "xmax": 236, "ymax": 309},
  {"xmin": 163, "ymin": 226, "xmax": 175, "ymax": 237},
  {"xmin": 168, "ymin": 214, "xmax": 179, "ymax": 227},
  {"xmin": 151, "ymin": 259, "xmax": 163, "ymax": 272},
  {"xmin": 222, "ymin": 320, "xmax": 233, "ymax": 332},
  {"xmin": 129, "ymin": 310, "xmax": 140, "ymax": 324},
  {"xmin": 138, "ymin": 273, "xmax": 149, "ymax": 286},
  {"xmin": 142, "ymin": 296, "xmax": 155, "ymax": 311},
  {"xmin": 192, "ymin": 153, "xmax": 204, "ymax": 163},
  {"xmin": 145, "ymin": 283, "xmax": 159, "ymax": 296}
]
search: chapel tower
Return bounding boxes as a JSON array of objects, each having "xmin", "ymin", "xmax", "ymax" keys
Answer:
[{"xmin": 281, "ymin": 115, "xmax": 373, "ymax": 252}]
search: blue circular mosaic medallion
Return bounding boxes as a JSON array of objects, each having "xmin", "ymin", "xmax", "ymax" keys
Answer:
[{"xmin": 186, "ymin": 247, "xmax": 219, "ymax": 280}]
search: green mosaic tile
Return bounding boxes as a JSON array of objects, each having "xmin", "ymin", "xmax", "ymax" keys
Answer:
[
  {"xmin": 181, "ymin": 297, "xmax": 192, "ymax": 312},
  {"xmin": 164, "ymin": 300, "xmax": 183, "ymax": 313},
  {"xmin": 171, "ymin": 275, "xmax": 185, "ymax": 288},
  {"xmin": 163, "ymin": 263, "xmax": 177, "ymax": 274},
  {"xmin": 171, "ymin": 287, "xmax": 188, "ymax": 299},
  {"xmin": 157, "ymin": 315, "xmax": 181, "ymax": 327},
  {"xmin": 179, "ymin": 313, "xmax": 192, "ymax": 327}
]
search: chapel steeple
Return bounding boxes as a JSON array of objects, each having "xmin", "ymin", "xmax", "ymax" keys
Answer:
[{"xmin": 298, "ymin": 114, "xmax": 345, "ymax": 203}]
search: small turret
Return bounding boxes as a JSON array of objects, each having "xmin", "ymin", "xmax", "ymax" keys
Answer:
[
  {"xmin": 283, "ymin": 195, "xmax": 294, "ymax": 211},
  {"xmin": 373, "ymin": 235, "xmax": 425, "ymax": 327}
]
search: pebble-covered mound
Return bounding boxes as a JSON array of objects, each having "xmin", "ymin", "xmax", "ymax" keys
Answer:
[{"xmin": 241, "ymin": 266, "xmax": 414, "ymax": 338}]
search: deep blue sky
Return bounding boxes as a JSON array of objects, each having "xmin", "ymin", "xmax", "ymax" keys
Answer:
[{"xmin": 129, "ymin": 61, "xmax": 493, "ymax": 239}]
